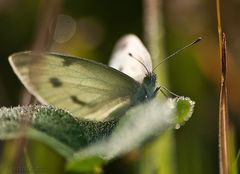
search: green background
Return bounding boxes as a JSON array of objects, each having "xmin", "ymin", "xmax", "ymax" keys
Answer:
[{"xmin": 0, "ymin": 0, "xmax": 239, "ymax": 173}]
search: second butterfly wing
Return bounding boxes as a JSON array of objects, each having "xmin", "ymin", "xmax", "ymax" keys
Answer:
[{"xmin": 109, "ymin": 34, "xmax": 152, "ymax": 83}]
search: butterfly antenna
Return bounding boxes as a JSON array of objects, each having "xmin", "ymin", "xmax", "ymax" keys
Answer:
[
  {"xmin": 128, "ymin": 53, "xmax": 150, "ymax": 74},
  {"xmin": 153, "ymin": 37, "xmax": 202, "ymax": 71}
]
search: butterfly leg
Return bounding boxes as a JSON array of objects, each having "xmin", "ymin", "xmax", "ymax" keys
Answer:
[
  {"xmin": 158, "ymin": 86, "xmax": 180, "ymax": 98},
  {"xmin": 153, "ymin": 87, "xmax": 160, "ymax": 97}
]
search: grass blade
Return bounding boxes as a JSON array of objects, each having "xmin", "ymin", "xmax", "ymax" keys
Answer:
[{"xmin": 218, "ymin": 33, "xmax": 230, "ymax": 174}]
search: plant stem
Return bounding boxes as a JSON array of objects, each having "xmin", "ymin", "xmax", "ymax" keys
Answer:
[
  {"xmin": 218, "ymin": 33, "xmax": 230, "ymax": 174},
  {"xmin": 139, "ymin": 0, "xmax": 176, "ymax": 174},
  {"xmin": 216, "ymin": 0, "xmax": 222, "ymax": 59},
  {"xmin": 24, "ymin": 149, "xmax": 35, "ymax": 174},
  {"xmin": 143, "ymin": 0, "xmax": 167, "ymax": 82},
  {"xmin": 216, "ymin": 0, "xmax": 231, "ymax": 173}
]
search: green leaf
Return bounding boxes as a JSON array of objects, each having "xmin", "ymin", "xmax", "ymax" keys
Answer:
[
  {"xmin": 66, "ymin": 97, "xmax": 195, "ymax": 172},
  {"xmin": 175, "ymin": 97, "xmax": 195, "ymax": 129},
  {"xmin": 0, "ymin": 105, "xmax": 117, "ymax": 157},
  {"xmin": 0, "ymin": 97, "xmax": 195, "ymax": 172}
]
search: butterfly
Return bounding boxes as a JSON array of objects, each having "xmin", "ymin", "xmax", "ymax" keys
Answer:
[{"xmin": 9, "ymin": 34, "xmax": 160, "ymax": 121}]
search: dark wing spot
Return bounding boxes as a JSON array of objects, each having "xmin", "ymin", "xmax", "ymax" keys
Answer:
[
  {"xmin": 49, "ymin": 77, "xmax": 62, "ymax": 87},
  {"xmin": 70, "ymin": 96, "xmax": 87, "ymax": 105},
  {"xmin": 62, "ymin": 59, "xmax": 75, "ymax": 66}
]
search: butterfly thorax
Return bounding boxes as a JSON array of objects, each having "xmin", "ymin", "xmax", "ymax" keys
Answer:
[
  {"xmin": 142, "ymin": 72, "xmax": 157, "ymax": 98},
  {"xmin": 133, "ymin": 72, "xmax": 157, "ymax": 105}
]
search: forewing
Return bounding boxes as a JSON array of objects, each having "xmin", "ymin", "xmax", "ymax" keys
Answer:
[
  {"xmin": 109, "ymin": 34, "xmax": 152, "ymax": 83},
  {"xmin": 9, "ymin": 51, "xmax": 140, "ymax": 121}
]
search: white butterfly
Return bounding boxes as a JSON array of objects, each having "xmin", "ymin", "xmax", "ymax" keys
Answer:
[{"xmin": 9, "ymin": 34, "xmax": 159, "ymax": 121}]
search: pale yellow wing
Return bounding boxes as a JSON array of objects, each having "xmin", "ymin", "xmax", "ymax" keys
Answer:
[{"xmin": 9, "ymin": 51, "xmax": 140, "ymax": 121}]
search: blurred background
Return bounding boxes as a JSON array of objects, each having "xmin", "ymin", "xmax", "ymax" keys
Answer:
[{"xmin": 0, "ymin": 0, "xmax": 239, "ymax": 173}]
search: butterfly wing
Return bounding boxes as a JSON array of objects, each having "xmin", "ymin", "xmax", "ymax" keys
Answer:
[
  {"xmin": 9, "ymin": 51, "xmax": 140, "ymax": 121},
  {"xmin": 109, "ymin": 34, "xmax": 152, "ymax": 83}
]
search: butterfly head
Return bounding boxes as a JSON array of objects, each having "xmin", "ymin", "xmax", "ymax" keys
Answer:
[
  {"xmin": 143, "ymin": 72, "xmax": 156, "ymax": 86},
  {"xmin": 127, "ymin": 52, "xmax": 157, "ymax": 100},
  {"xmin": 142, "ymin": 72, "xmax": 157, "ymax": 99}
]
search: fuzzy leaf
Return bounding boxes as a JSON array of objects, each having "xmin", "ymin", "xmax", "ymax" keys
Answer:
[
  {"xmin": 0, "ymin": 97, "xmax": 195, "ymax": 172},
  {"xmin": 66, "ymin": 97, "xmax": 195, "ymax": 172},
  {"xmin": 0, "ymin": 105, "xmax": 117, "ymax": 157}
]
